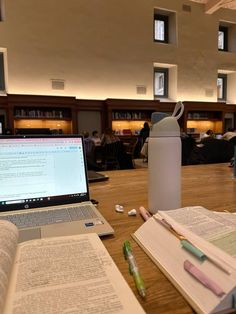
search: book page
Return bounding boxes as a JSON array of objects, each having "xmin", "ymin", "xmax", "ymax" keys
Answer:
[
  {"xmin": 159, "ymin": 206, "xmax": 236, "ymax": 258},
  {"xmin": 4, "ymin": 233, "xmax": 145, "ymax": 314},
  {"xmin": 0, "ymin": 221, "xmax": 19, "ymax": 313},
  {"xmin": 133, "ymin": 217, "xmax": 236, "ymax": 314}
]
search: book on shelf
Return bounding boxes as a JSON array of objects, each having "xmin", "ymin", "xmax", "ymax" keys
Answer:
[
  {"xmin": 14, "ymin": 108, "xmax": 68, "ymax": 119},
  {"xmin": 112, "ymin": 111, "xmax": 149, "ymax": 120},
  {"xmin": 0, "ymin": 220, "xmax": 145, "ymax": 314},
  {"xmin": 133, "ymin": 206, "xmax": 236, "ymax": 314}
]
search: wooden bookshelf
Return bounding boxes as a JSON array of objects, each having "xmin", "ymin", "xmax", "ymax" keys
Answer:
[
  {"xmin": 0, "ymin": 95, "xmax": 235, "ymax": 136},
  {"xmin": 14, "ymin": 107, "xmax": 72, "ymax": 120},
  {"xmin": 105, "ymin": 99, "xmax": 176, "ymax": 136},
  {"xmin": 183, "ymin": 101, "xmax": 236, "ymax": 135},
  {"xmin": 7, "ymin": 94, "xmax": 77, "ymax": 134}
]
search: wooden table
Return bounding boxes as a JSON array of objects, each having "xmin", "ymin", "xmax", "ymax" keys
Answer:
[{"xmin": 89, "ymin": 163, "xmax": 236, "ymax": 314}]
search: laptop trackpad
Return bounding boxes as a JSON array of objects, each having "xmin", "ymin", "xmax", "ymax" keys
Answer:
[{"xmin": 18, "ymin": 228, "xmax": 41, "ymax": 243}]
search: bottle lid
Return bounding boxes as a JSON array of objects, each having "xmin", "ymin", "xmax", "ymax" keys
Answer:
[
  {"xmin": 150, "ymin": 102, "xmax": 184, "ymax": 137},
  {"xmin": 151, "ymin": 112, "xmax": 169, "ymax": 125},
  {"xmin": 150, "ymin": 115, "xmax": 180, "ymax": 137}
]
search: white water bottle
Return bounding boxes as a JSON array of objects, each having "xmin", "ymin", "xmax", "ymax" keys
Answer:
[{"xmin": 148, "ymin": 102, "xmax": 184, "ymax": 214}]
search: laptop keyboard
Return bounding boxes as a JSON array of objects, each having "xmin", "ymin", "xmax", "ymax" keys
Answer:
[{"xmin": 0, "ymin": 205, "xmax": 98, "ymax": 229}]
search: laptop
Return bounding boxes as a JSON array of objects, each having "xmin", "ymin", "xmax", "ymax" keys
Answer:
[
  {"xmin": 88, "ymin": 170, "xmax": 109, "ymax": 183},
  {"xmin": 0, "ymin": 135, "xmax": 114, "ymax": 242}
]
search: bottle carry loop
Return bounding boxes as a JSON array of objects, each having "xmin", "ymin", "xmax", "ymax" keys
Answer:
[{"xmin": 172, "ymin": 101, "xmax": 184, "ymax": 120}]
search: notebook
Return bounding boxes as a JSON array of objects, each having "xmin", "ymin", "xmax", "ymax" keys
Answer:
[{"xmin": 0, "ymin": 135, "xmax": 114, "ymax": 242}]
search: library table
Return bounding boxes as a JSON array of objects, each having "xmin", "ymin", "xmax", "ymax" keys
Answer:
[{"xmin": 89, "ymin": 163, "xmax": 236, "ymax": 314}]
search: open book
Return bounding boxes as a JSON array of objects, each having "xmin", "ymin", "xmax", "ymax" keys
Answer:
[
  {"xmin": 133, "ymin": 206, "xmax": 236, "ymax": 314},
  {"xmin": 0, "ymin": 220, "xmax": 145, "ymax": 314}
]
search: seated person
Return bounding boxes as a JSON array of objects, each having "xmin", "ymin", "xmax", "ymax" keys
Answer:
[
  {"xmin": 82, "ymin": 131, "xmax": 94, "ymax": 156},
  {"xmin": 201, "ymin": 129, "xmax": 214, "ymax": 141},
  {"xmin": 90, "ymin": 130, "xmax": 101, "ymax": 146},
  {"xmin": 188, "ymin": 137, "xmax": 234, "ymax": 164},
  {"xmin": 222, "ymin": 128, "xmax": 236, "ymax": 145},
  {"xmin": 100, "ymin": 129, "xmax": 134, "ymax": 170},
  {"xmin": 101, "ymin": 128, "xmax": 120, "ymax": 146},
  {"xmin": 82, "ymin": 131, "xmax": 101, "ymax": 171}
]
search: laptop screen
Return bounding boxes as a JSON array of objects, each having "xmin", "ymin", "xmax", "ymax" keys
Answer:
[{"xmin": 0, "ymin": 135, "xmax": 90, "ymax": 212}]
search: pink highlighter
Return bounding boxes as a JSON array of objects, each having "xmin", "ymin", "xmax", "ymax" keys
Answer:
[
  {"xmin": 139, "ymin": 206, "xmax": 152, "ymax": 221},
  {"xmin": 184, "ymin": 260, "xmax": 225, "ymax": 297}
]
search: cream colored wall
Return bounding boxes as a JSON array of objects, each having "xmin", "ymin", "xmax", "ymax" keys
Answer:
[
  {"xmin": 0, "ymin": 0, "xmax": 236, "ymax": 102},
  {"xmin": 227, "ymin": 72, "xmax": 236, "ymax": 103}
]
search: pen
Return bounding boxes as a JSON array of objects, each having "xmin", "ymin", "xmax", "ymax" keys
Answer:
[
  {"xmin": 153, "ymin": 214, "xmax": 231, "ymax": 275},
  {"xmin": 139, "ymin": 206, "xmax": 152, "ymax": 221},
  {"xmin": 123, "ymin": 240, "xmax": 146, "ymax": 298}
]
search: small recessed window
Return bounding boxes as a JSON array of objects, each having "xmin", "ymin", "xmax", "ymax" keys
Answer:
[
  {"xmin": 0, "ymin": 0, "xmax": 5, "ymax": 21},
  {"xmin": 154, "ymin": 14, "xmax": 168, "ymax": 43},
  {"xmin": 154, "ymin": 68, "xmax": 168, "ymax": 98},
  {"xmin": 218, "ymin": 26, "xmax": 228, "ymax": 51},
  {"xmin": 217, "ymin": 74, "xmax": 227, "ymax": 101},
  {"xmin": 0, "ymin": 52, "xmax": 5, "ymax": 91}
]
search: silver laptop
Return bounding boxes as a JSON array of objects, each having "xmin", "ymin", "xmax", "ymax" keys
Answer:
[
  {"xmin": 88, "ymin": 170, "xmax": 109, "ymax": 183},
  {"xmin": 0, "ymin": 135, "xmax": 114, "ymax": 242}
]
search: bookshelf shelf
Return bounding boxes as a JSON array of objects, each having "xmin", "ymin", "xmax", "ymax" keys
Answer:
[
  {"xmin": 187, "ymin": 111, "xmax": 222, "ymax": 121},
  {"xmin": 186, "ymin": 109, "xmax": 223, "ymax": 135},
  {"xmin": 111, "ymin": 109, "xmax": 157, "ymax": 135},
  {"xmin": 13, "ymin": 106, "xmax": 73, "ymax": 134},
  {"xmin": 14, "ymin": 107, "xmax": 72, "ymax": 120},
  {"xmin": 112, "ymin": 110, "xmax": 153, "ymax": 121},
  {"xmin": 14, "ymin": 116, "xmax": 72, "ymax": 121},
  {"xmin": 106, "ymin": 101, "xmax": 176, "ymax": 135}
]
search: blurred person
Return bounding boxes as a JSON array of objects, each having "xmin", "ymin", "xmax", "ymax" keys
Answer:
[
  {"xmin": 202, "ymin": 129, "xmax": 214, "ymax": 139},
  {"xmin": 139, "ymin": 122, "xmax": 150, "ymax": 145},
  {"xmin": 101, "ymin": 128, "xmax": 120, "ymax": 146},
  {"xmin": 222, "ymin": 128, "xmax": 236, "ymax": 143},
  {"xmin": 90, "ymin": 130, "xmax": 101, "ymax": 146},
  {"xmin": 82, "ymin": 131, "xmax": 101, "ymax": 170}
]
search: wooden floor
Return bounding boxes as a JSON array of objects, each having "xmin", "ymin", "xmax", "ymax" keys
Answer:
[{"xmin": 89, "ymin": 163, "xmax": 236, "ymax": 314}]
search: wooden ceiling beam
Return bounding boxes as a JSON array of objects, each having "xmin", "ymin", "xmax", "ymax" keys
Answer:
[{"xmin": 205, "ymin": 0, "xmax": 224, "ymax": 14}]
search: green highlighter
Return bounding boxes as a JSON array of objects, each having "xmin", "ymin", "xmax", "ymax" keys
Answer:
[
  {"xmin": 123, "ymin": 240, "xmax": 146, "ymax": 298},
  {"xmin": 181, "ymin": 239, "xmax": 206, "ymax": 261}
]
